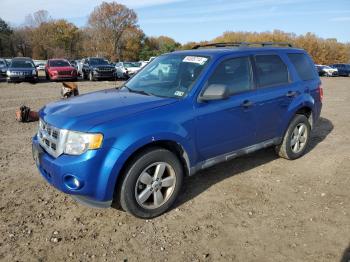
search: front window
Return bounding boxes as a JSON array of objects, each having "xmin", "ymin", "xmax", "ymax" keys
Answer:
[
  {"xmin": 0, "ymin": 60, "xmax": 6, "ymax": 67},
  {"xmin": 125, "ymin": 54, "xmax": 210, "ymax": 98},
  {"xmin": 50, "ymin": 60, "xmax": 70, "ymax": 67},
  {"xmin": 90, "ymin": 58, "xmax": 109, "ymax": 66},
  {"xmin": 10, "ymin": 60, "xmax": 35, "ymax": 68}
]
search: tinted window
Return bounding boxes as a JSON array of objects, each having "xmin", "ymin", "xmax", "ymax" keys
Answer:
[
  {"xmin": 10, "ymin": 60, "xmax": 35, "ymax": 68},
  {"xmin": 255, "ymin": 55, "xmax": 289, "ymax": 87},
  {"xmin": 288, "ymin": 53, "xmax": 316, "ymax": 81},
  {"xmin": 49, "ymin": 60, "xmax": 70, "ymax": 67},
  {"xmin": 207, "ymin": 56, "xmax": 253, "ymax": 95}
]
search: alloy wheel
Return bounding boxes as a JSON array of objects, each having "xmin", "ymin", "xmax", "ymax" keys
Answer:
[{"xmin": 135, "ymin": 162, "xmax": 176, "ymax": 209}]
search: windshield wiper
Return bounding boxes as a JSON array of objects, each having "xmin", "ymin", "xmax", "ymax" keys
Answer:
[{"xmin": 123, "ymin": 85, "xmax": 151, "ymax": 96}]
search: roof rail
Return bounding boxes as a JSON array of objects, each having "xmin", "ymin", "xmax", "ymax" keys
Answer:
[{"xmin": 192, "ymin": 42, "xmax": 293, "ymax": 49}]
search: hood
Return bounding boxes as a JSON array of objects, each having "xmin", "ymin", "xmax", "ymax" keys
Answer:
[
  {"xmin": 9, "ymin": 67, "xmax": 34, "ymax": 71},
  {"xmin": 40, "ymin": 89, "xmax": 177, "ymax": 131},
  {"xmin": 50, "ymin": 66, "xmax": 75, "ymax": 71}
]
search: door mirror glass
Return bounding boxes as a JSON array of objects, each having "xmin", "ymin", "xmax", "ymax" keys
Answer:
[{"xmin": 200, "ymin": 84, "xmax": 230, "ymax": 101}]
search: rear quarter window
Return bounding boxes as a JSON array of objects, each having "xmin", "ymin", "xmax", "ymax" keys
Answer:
[
  {"xmin": 255, "ymin": 55, "xmax": 289, "ymax": 88},
  {"xmin": 287, "ymin": 53, "xmax": 317, "ymax": 81}
]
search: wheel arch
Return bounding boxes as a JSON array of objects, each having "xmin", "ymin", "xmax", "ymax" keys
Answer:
[{"xmin": 110, "ymin": 139, "xmax": 192, "ymax": 207}]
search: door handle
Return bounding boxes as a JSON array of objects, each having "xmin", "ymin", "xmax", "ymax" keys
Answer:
[
  {"xmin": 241, "ymin": 100, "xmax": 254, "ymax": 108},
  {"xmin": 286, "ymin": 91, "xmax": 298, "ymax": 98}
]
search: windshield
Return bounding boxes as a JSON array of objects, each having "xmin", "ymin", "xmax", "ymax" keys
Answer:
[
  {"xmin": 50, "ymin": 60, "xmax": 70, "ymax": 67},
  {"xmin": 10, "ymin": 60, "xmax": 35, "ymax": 68},
  {"xmin": 125, "ymin": 54, "xmax": 210, "ymax": 99},
  {"xmin": 90, "ymin": 58, "xmax": 109, "ymax": 66},
  {"xmin": 124, "ymin": 62, "xmax": 141, "ymax": 68},
  {"xmin": 0, "ymin": 60, "xmax": 6, "ymax": 67}
]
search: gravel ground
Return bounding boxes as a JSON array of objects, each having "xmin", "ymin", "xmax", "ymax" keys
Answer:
[{"xmin": 0, "ymin": 77, "xmax": 349, "ymax": 262}]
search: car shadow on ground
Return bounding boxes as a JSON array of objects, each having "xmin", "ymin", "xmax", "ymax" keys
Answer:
[{"xmin": 174, "ymin": 117, "xmax": 334, "ymax": 209}]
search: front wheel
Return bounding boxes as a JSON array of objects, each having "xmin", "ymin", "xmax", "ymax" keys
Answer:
[
  {"xmin": 275, "ymin": 114, "xmax": 311, "ymax": 160},
  {"xmin": 118, "ymin": 148, "xmax": 183, "ymax": 218}
]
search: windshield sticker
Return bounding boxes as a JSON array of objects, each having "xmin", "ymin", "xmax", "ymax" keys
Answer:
[
  {"xmin": 174, "ymin": 91, "xmax": 185, "ymax": 97},
  {"xmin": 183, "ymin": 56, "xmax": 208, "ymax": 65}
]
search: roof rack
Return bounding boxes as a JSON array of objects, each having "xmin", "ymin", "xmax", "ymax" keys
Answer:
[{"xmin": 192, "ymin": 42, "xmax": 293, "ymax": 49}]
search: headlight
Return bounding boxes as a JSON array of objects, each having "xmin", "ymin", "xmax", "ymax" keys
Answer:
[
  {"xmin": 64, "ymin": 131, "xmax": 103, "ymax": 155},
  {"xmin": 32, "ymin": 69, "xmax": 36, "ymax": 75},
  {"xmin": 6, "ymin": 70, "xmax": 11, "ymax": 76}
]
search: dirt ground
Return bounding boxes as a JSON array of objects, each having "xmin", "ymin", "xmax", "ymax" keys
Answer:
[{"xmin": 0, "ymin": 76, "xmax": 349, "ymax": 262}]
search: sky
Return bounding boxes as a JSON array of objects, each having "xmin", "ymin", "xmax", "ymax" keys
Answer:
[{"xmin": 0, "ymin": 0, "xmax": 350, "ymax": 43}]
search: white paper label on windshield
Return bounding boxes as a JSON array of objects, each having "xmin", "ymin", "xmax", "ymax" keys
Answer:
[
  {"xmin": 174, "ymin": 91, "xmax": 185, "ymax": 97},
  {"xmin": 183, "ymin": 56, "xmax": 208, "ymax": 65}
]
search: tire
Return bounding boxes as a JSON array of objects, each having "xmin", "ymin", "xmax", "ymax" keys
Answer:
[
  {"xmin": 275, "ymin": 114, "xmax": 311, "ymax": 160},
  {"xmin": 118, "ymin": 147, "xmax": 183, "ymax": 218}
]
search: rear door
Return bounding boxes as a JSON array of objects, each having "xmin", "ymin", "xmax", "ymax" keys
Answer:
[
  {"xmin": 252, "ymin": 53, "xmax": 298, "ymax": 142},
  {"xmin": 195, "ymin": 55, "xmax": 258, "ymax": 160}
]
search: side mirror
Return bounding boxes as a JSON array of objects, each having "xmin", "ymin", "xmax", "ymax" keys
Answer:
[{"xmin": 200, "ymin": 84, "xmax": 230, "ymax": 101}]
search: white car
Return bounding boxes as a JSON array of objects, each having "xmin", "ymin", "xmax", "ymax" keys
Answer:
[
  {"xmin": 317, "ymin": 65, "xmax": 338, "ymax": 77},
  {"xmin": 115, "ymin": 62, "xmax": 142, "ymax": 79}
]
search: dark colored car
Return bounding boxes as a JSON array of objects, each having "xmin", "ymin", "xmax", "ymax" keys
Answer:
[
  {"xmin": 0, "ymin": 58, "xmax": 8, "ymax": 77},
  {"xmin": 7, "ymin": 57, "xmax": 38, "ymax": 83},
  {"xmin": 32, "ymin": 42, "xmax": 323, "ymax": 218},
  {"xmin": 80, "ymin": 57, "xmax": 116, "ymax": 81},
  {"xmin": 45, "ymin": 59, "xmax": 77, "ymax": 81},
  {"xmin": 330, "ymin": 64, "xmax": 350, "ymax": 76}
]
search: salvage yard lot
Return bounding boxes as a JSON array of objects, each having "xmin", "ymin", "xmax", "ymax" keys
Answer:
[{"xmin": 0, "ymin": 78, "xmax": 349, "ymax": 261}]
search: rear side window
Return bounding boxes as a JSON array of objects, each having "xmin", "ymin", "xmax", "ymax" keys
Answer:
[
  {"xmin": 255, "ymin": 55, "xmax": 289, "ymax": 87},
  {"xmin": 207, "ymin": 56, "xmax": 253, "ymax": 95},
  {"xmin": 288, "ymin": 53, "xmax": 316, "ymax": 81}
]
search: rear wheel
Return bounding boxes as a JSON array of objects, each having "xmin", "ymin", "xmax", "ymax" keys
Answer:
[
  {"xmin": 118, "ymin": 148, "xmax": 183, "ymax": 218},
  {"xmin": 275, "ymin": 114, "xmax": 311, "ymax": 160}
]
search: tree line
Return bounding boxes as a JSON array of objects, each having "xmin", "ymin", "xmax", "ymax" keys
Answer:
[{"xmin": 0, "ymin": 1, "xmax": 349, "ymax": 64}]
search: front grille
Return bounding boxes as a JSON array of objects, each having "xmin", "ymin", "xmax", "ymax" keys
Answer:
[
  {"xmin": 58, "ymin": 70, "xmax": 72, "ymax": 75},
  {"xmin": 11, "ymin": 71, "xmax": 32, "ymax": 76},
  {"xmin": 97, "ymin": 67, "xmax": 114, "ymax": 72},
  {"xmin": 37, "ymin": 119, "xmax": 67, "ymax": 158}
]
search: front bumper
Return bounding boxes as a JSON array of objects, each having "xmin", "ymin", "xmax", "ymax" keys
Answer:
[
  {"xmin": 7, "ymin": 75, "xmax": 38, "ymax": 82},
  {"xmin": 32, "ymin": 135, "xmax": 123, "ymax": 208},
  {"xmin": 50, "ymin": 74, "xmax": 77, "ymax": 80},
  {"xmin": 93, "ymin": 71, "xmax": 115, "ymax": 79}
]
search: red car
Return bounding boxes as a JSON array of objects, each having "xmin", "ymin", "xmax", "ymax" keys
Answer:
[{"xmin": 45, "ymin": 59, "xmax": 77, "ymax": 81}]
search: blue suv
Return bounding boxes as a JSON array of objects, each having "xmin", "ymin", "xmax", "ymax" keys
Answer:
[{"xmin": 32, "ymin": 42, "xmax": 323, "ymax": 218}]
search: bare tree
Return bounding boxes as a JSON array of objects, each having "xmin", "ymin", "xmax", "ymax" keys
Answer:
[
  {"xmin": 87, "ymin": 1, "xmax": 138, "ymax": 60},
  {"xmin": 25, "ymin": 10, "xmax": 51, "ymax": 28}
]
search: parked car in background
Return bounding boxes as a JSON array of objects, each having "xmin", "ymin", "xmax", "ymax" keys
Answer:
[
  {"xmin": 316, "ymin": 65, "xmax": 326, "ymax": 76},
  {"xmin": 316, "ymin": 65, "xmax": 338, "ymax": 77},
  {"xmin": 37, "ymin": 63, "xmax": 46, "ymax": 71},
  {"xmin": 45, "ymin": 59, "xmax": 78, "ymax": 81},
  {"xmin": 80, "ymin": 57, "xmax": 116, "ymax": 81},
  {"xmin": 32, "ymin": 42, "xmax": 323, "ymax": 218},
  {"xmin": 70, "ymin": 60, "xmax": 78, "ymax": 70},
  {"xmin": 0, "ymin": 58, "xmax": 9, "ymax": 77},
  {"xmin": 139, "ymin": 61, "xmax": 149, "ymax": 68},
  {"xmin": 330, "ymin": 64, "xmax": 350, "ymax": 76},
  {"xmin": 7, "ymin": 57, "xmax": 38, "ymax": 83},
  {"xmin": 115, "ymin": 62, "xmax": 142, "ymax": 79}
]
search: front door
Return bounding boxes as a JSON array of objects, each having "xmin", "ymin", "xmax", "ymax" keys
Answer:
[{"xmin": 195, "ymin": 56, "xmax": 257, "ymax": 160}]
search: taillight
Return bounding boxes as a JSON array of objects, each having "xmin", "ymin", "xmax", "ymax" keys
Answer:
[{"xmin": 318, "ymin": 85, "xmax": 323, "ymax": 102}]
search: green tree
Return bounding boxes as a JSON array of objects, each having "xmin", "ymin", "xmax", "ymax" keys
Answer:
[{"xmin": 0, "ymin": 18, "xmax": 13, "ymax": 57}]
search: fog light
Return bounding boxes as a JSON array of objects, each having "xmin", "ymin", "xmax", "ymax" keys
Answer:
[{"xmin": 64, "ymin": 175, "xmax": 83, "ymax": 190}]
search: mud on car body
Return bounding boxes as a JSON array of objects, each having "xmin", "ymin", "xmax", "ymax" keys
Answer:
[{"xmin": 32, "ymin": 42, "xmax": 323, "ymax": 218}]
